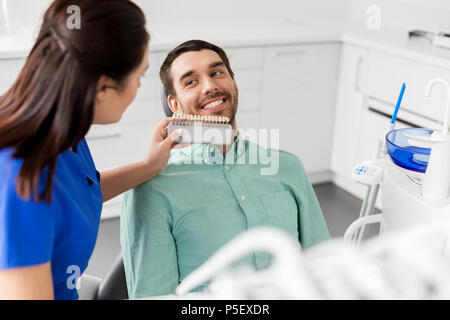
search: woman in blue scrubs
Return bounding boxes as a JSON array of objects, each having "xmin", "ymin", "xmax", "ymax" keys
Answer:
[{"xmin": 0, "ymin": 0, "xmax": 180, "ymax": 299}]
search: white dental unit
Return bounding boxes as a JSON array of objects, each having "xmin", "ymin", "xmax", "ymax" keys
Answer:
[{"xmin": 348, "ymin": 78, "xmax": 450, "ymax": 236}]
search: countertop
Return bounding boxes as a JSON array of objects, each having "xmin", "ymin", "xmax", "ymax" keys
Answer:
[
  {"xmin": 289, "ymin": 16, "xmax": 450, "ymax": 69},
  {"xmin": 2, "ymin": 17, "xmax": 450, "ymax": 69},
  {"xmin": 146, "ymin": 18, "xmax": 341, "ymax": 50},
  {"xmin": 0, "ymin": 18, "xmax": 341, "ymax": 59},
  {"xmin": 0, "ymin": 31, "xmax": 35, "ymax": 59}
]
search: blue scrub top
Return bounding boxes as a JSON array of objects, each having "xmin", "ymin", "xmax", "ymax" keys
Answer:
[{"xmin": 0, "ymin": 139, "xmax": 103, "ymax": 300}]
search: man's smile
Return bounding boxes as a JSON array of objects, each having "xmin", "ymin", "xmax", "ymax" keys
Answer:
[{"xmin": 201, "ymin": 97, "xmax": 227, "ymax": 112}]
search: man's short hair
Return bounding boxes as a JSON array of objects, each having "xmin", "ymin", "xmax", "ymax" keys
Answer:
[{"xmin": 159, "ymin": 39, "xmax": 235, "ymax": 97}]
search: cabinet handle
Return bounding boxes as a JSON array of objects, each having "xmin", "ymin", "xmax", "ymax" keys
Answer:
[
  {"xmin": 87, "ymin": 132, "xmax": 122, "ymax": 141},
  {"xmin": 270, "ymin": 50, "xmax": 305, "ymax": 58},
  {"xmin": 354, "ymin": 55, "xmax": 364, "ymax": 92}
]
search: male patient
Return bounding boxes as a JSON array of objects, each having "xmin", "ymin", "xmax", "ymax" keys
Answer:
[{"xmin": 120, "ymin": 40, "xmax": 330, "ymax": 298}]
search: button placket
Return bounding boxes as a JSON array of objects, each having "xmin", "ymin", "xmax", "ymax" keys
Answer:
[{"xmin": 224, "ymin": 166, "xmax": 261, "ymax": 233}]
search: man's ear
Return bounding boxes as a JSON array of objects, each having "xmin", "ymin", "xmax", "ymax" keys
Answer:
[{"xmin": 168, "ymin": 94, "xmax": 182, "ymax": 114}]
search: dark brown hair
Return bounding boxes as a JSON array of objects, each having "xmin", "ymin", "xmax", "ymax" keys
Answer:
[
  {"xmin": 159, "ymin": 39, "xmax": 235, "ymax": 97},
  {"xmin": 0, "ymin": 0, "xmax": 149, "ymax": 203}
]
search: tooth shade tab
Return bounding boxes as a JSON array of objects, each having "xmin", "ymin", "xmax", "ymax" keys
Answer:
[
  {"xmin": 172, "ymin": 114, "xmax": 231, "ymax": 124},
  {"xmin": 168, "ymin": 113, "xmax": 233, "ymax": 145}
]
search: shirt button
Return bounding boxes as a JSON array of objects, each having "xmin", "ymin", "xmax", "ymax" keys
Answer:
[
  {"xmin": 241, "ymin": 195, "xmax": 246, "ymax": 201},
  {"xmin": 225, "ymin": 165, "xmax": 230, "ymax": 171}
]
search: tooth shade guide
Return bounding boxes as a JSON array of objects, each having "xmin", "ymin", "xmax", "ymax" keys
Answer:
[
  {"xmin": 168, "ymin": 114, "xmax": 233, "ymax": 145},
  {"xmin": 172, "ymin": 114, "xmax": 229, "ymax": 124}
]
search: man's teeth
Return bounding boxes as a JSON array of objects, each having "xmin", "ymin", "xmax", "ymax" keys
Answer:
[{"xmin": 203, "ymin": 99, "xmax": 224, "ymax": 110}]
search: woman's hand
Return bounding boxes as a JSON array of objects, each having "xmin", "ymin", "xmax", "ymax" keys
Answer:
[
  {"xmin": 100, "ymin": 118, "xmax": 181, "ymax": 202},
  {"xmin": 143, "ymin": 117, "xmax": 182, "ymax": 175}
]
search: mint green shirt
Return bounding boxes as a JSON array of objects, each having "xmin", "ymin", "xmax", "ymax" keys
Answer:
[{"xmin": 120, "ymin": 135, "xmax": 330, "ymax": 298}]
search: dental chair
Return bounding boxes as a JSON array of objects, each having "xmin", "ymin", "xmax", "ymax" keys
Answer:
[
  {"xmin": 161, "ymin": 86, "xmax": 173, "ymax": 117},
  {"xmin": 78, "ymin": 252, "xmax": 128, "ymax": 300}
]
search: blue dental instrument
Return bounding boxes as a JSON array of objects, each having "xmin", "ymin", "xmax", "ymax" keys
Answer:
[{"xmin": 391, "ymin": 82, "xmax": 406, "ymax": 127}]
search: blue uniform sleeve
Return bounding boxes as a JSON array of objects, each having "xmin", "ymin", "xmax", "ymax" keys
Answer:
[
  {"xmin": 0, "ymin": 158, "xmax": 55, "ymax": 269},
  {"xmin": 77, "ymin": 139, "xmax": 100, "ymax": 180}
]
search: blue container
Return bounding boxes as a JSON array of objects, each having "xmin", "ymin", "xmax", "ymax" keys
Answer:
[{"xmin": 385, "ymin": 128, "xmax": 432, "ymax": 173}]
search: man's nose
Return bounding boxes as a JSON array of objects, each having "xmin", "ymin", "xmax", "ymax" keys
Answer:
[{"xmin": 201, "ymin": 77, "xmax": 219, "ymax": 95}]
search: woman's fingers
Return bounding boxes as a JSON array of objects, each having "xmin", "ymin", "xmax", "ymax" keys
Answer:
[
  {"xmin": 158, "ymin": 117, "xmax": 173, "ymax": 128},
  {"xmin": 153, "ymin": 117, "xmax": 173, "ymax": 140},
  {"xmin": 165, "ymin": 129, "xmax": 183, "ymax": 147}
]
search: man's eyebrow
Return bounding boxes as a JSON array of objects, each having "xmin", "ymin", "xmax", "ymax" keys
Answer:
[
  {"xmin": 178, "ymin": 61, "xmax": 225, "ymax": 83},
  {"xmin": 209, "ymin": 61, "xmax": 225, "ymax": 69},
  {"xmin": 179, "ymin": 70, "xmax": 195, "ymax": 83}
]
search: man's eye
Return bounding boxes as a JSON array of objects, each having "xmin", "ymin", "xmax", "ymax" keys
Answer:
[
  {"xmin": 186, "ymin": 80, "xmax": 196, "ymax": 86},
  {"xmin": 212, "ymin": 71, "xmax": 223, "ymax": 76}
]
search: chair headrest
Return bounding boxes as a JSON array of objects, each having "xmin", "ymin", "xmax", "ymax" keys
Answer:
[{"xmin": 161, "ymin": 86, "xmax": 173, "ymax": 117}]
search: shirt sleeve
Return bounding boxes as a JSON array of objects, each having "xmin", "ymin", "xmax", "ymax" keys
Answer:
[
  {"xmin": 291, "ymin": 157, "xmax": 331, "ymax": 248},
  {"xmin": 0, "ymin": 164, "xmax": 55, "ymax": 269},
  {"xmin": 120, "ymin": 183, "xmax": 179, "ymax": 299}
]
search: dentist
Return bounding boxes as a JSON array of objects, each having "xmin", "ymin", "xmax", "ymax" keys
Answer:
[{"xmin": 0, "ymin": 0, "xmax": 179, "ymax": 299}]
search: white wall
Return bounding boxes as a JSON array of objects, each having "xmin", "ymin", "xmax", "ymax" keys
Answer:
[
  {"xmin": 3, "ymin": 0, "xmax": 351, "ymax": 35},
  {"xmin": 0, "ymin": 0, "xmax": 51, "ymax": 34},
  {"xmin": 7, "ymin": 0, "xmax": 450, "ymax": 38},
  {"xmin": 133, "ymin": 0, "xmax": 350, "ymax": 25},
  {"xmin": 348, "ymin": 0, "xmax": 450, "ymax": 32}
]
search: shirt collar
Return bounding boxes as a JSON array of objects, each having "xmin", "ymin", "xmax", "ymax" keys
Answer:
[{"xmin": 169, "ymin": 129, "xmax": 246, "ymax": 165}]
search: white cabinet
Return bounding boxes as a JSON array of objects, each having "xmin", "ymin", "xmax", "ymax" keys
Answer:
[
  {"xmin": 331, "ymin": 44, "xmax": 368, "ymax": 190},
  {"xmin": 228, "ymin": 47, "xmax": 264, "ymax": 135},
  {"xmin": 0, "ymin": 58, "xmax": 26, "ymax": 94},
  {"xmin": 367, "ymin": 51, "xmax": 450, "ymax": 125},
  {"xmin": 330, "ymin": 45, "xmax": 414, "ymax": 201},
  {"xmin": 260, "ymin": 44, "xmax": 340, "ymax": 179},
  {"xmin": 331, "ymin": 43, "xmax": 450, "ymax": 202}
]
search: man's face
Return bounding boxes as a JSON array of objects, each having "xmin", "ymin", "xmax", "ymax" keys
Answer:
[{"xmin": 168, "ymin": 49, "xmax": 239, "ymax": 126}]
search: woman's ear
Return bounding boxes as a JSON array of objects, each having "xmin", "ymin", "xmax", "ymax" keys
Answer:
[
  {"xmin": 96, "ymin": 75, "xmax": 118, "ymax": 101},
  {"xmin": 168, "ymin": 95, "xmax": 181, "ymax": 114}
]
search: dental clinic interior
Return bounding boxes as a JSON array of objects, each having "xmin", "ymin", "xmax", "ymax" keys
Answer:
[{"xmin": 1, "ymin": 0, "xmax": 450, "ymax": 300}]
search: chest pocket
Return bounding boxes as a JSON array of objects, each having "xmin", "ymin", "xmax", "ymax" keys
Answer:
[{"xmin": 259, "ymin": 190, "xmax": 299, "ymax": 240}]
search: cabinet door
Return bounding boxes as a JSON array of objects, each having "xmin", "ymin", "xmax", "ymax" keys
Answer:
[
  {"xmin": 0, "ymin": 58, "xmax": 26, "ymax": 94},
  {"xmin": 86, "ymin": 121, "xmax": 156, "ymax": 171},
  {"xmin": 367, "ymin": 50, "xmax": 450, "ymax": 124},
  {"xmin": 261, "ymin": 44, "xmax": 340, "ymax": 173},
  {"xmin": 330, "ymin": 44, "xmax": 368, "ymax": 179}
]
